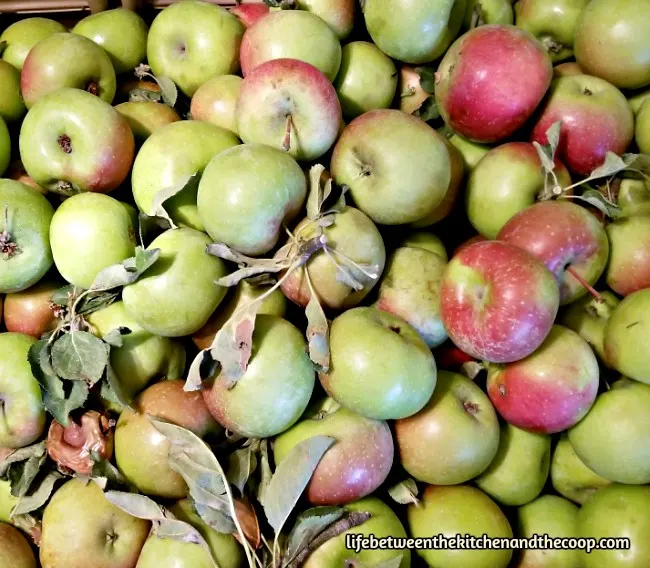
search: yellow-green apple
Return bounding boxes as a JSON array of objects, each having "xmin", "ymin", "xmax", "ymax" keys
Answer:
[
  {"xmin": 277, "ymin": 207, "xmax": 386, "ymax": 310},
  {"xmin": 333, "ymin": 41, "xmax": 397, "ymax": 119},
  {"xmin": 122, "ymin": 228, "xmax": 228, "ymax": 337},
  {"xmin": 574, "ymin": 0, "xmax": 650, "ymax": 90},
  {"xmin": 202, "ymin": 315, "xmax": 315, "ymax": 438},
  {"xmin": 516, "ymin": 495, "xmax": 581, "ymax": 568},
  {"xmin": 115, "ymin": 379, "xmax": 220, "ymax": 498},
  {"xmin": 0, "ymin": 61, "xmax": 26, "ymax": 123},
  {"xmin": 448, "ymin": 133, "xmax": 491, "ymax": 170},
  {"xmin": 146, "ymin": 0, "xmax": 244, "ymax": 97},
  {"xmin": 398, "ymin": 65, "xmax": 431, "ymax": 116},
  {"xmin": 395, "ymin": 370, "xmax": 499, "ymax": 484},
  {"xmin": 21, "ymin": 33, "xmax": 116, "ymax": 108},
  {"xmin": 295, "ymin": 0, "xmax": 355, "ymax": 39},
  {"xmin": 331, "ymin": 109, "xmax": 452, "ymax": 225},
  {"xmin": 0, "ymin": 118, "xmax": 9, "ymax": 176},
  {"xmin": 568, "ymin": 378, "xmax": 650, "ymax": 484},
  {"xmin": 604, "ymin": 289, "xmax": 650, "ymax": 384},
  {"xmin": 408, "ymin": 485, "xmax": 513, "ymax": 568},
  {"xmin": 0, "ymin": 180, "xmax": 53, "ymax": 293},
  {"xmin": 0, "ymin": 523, "xmax": 37, "ymax": 568},
  {"xmin": 40, "ymin": 478, "xmax": 150, "ymax": 568},
  {"xmin": 135, "ymin": 536, "xmax": 214, "ymax": 568},
  {"xmin": 577, "ymin": 484, "xmax": 650, "ymax": 568},
  {"xmin": 131, "ymin": 120, "xmax": 239, "ymax": 231},
  {"xmin": 605, "ymin": 216, "xmax": 650, "ymax": 296},
  {"xmin": 190, "ymin": 75, "xmax": 242, "ymax": 135},
  {"xmin": 197, "ymin": 144, "xmax": 307, "ymax": 255},
  {"xmin": 435, "ymin": 25, "xmax": 552, "ymax": 143},
  {"xmin": 530, "ymin": 75, "xmax": 634, "ymax": 176},
  {"xmin": 487, "ymin": 325, "xmax": 599, "ymax": 433},
  {"xmin": 375, "ymin": 246, "xmax": 448, "ymax": 347},
  {"xmin": 240, "ymin": 10, "xmax": 341, "ymax": 81},
  {"xmin": 554, "ymin": 61, "xmax": 584, "ymax": 77},
  {"xmin": 4, "ymin": 279, "xmax": 59, "ymax": 338},
  {"xmin": 19, "ymin": 88, "xmax": 135, "ymax": 194},
  {"xmin": 464, "ymin": 0, "xmax": 513, "ymax": 27},
  {"xmin": 231, "ymin": 3, "xmax": 270, "ymax": 28},
  {"xmin": 551, "ymin": 433, "xmax": 611, "ymax": 504},
  {"xmin": 465, "ymin": 142, "xmax": 571, "ymax": 239},
  {"xmin": 73, "ymin": 8, "xmax": 148, "ymax": 75},
  {"xmin": 514, "ymin": 0, "xmax": 590, "ymax": 62},
  {"xmin": 302, "ymin": 497, "xmax": 410, "ymax": 568},
  {"xmin": 115, "ymin": 101, "xmax": 180, "ymax": 143},
  {"xmin": 497, "ymin": 201, "xmax": 609, "ymax": 304},
  {"xmin": 475, "ymin": 423, "xmax": 551, "ymax": 506},
  {"xmin": 398, "ymin": 231, "xmax": 448, "ymax": 261},
  {"xmin": 0, "ymin": 478, "xmax": 19, "ymax": 523},
  {"xmin": 635, "ymin": 99, "xmax": 650, "ymax": 154},
  {"xmin": 440, "ymin": 240, "xmax": 560, "ymax": 363},
  {"xmin": 236, "ymin": 58, "xmax": 342, "ymax": 162},
  {"xmin": 320, "ymin": 307, "xmax": 437, "ymax": 420},
  {"xmin": 616, "ymin": 179, "xmax": 650, "ymax": 217},
  {"xmin": 0, "ymin": 17, "xmax": 67, "ymax": 70},
  {"xmin": 273, "ymin": 398, "xmax": 394, "ymax": 505},
  {"xmin": 629, "ymin": 88, "xmax": 650, "ymax": 114}
]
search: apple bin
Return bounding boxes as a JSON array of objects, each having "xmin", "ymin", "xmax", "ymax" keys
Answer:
[{"xmin": 2, "ymin": 0, "xmax": 650, "ymax": 567}]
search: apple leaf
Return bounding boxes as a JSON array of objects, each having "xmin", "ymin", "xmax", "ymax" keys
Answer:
[
  {"xmin": 89, "ymin": 247, "xmax": 161, "ymax": 292},
  {"xmin": 206, "ymin": 242, "xmax": 290, "ymax": 287},
  {"xmin": 256, "ymin": 439, "xmax": 273, "ymax": 504},
  {"xmin": 129, "ymin": 87, "xmax": 163, "ymax": 103},
  {"xmin": 415, "ymin": 67, "xmax": 436, "ymax": 95},
  {"xmin": 307, "ymin": 164, "xmax": 332, "ymax": 220},
  {"xmin": 588, "ymin": 152, "xmax": 635, "ymax": 180},
  {"xmin": 148, "ymin": 174, "xmax": 198, "ymax": 230},
  {"xmin": 622, "ymin": 152, "xmax": 650, "ymax": 177},
  {"xmin": 102, "ymin": 327, "xmax": 132, "ymax": 348},
  {"xmin": 371, "ymin": 555, "xmax": 404, "ymax": 568},
  {"xmin": 415, "ymin": 96, "xmax": 440, "ymax": 123},
  {"xmin": 50, "ymin": 285, "xmax": 77, "ymax": 308},
  {"xmin": 157, "ymin": 76, "xmax": 178, "ymax": 107},
  {"xmin": 304, "ymin": 271, "xmax": 330, "ymax": 373},
  {"xmin": 227, "ymin": 445, "xmax": 258, "ymax": 495},
  {"xmin": 532, "ymin": 140, "xmax": 555, "ymax": 174},
  {"xmin": 262, "ymin": 435, "xmax": 335, "ymax": 534},
  {"xmin": 89, "ymin": 457, "xmax": 127, "ymax": 490},
  {"xmin": 12, "ymin": 471, "xmax": 64, "ymax": 516},
  {"xmin": 75, "ymin": 290, "xmax": 120, "ymax": 316},
  {"xmin": 100, "ymin": 361, "xmax": 134, "ymax": 412},
  {"xmin": 566, "ymin": 189, "xmax": 622, "ymax": 219},
  {"xmin": 388, "ymin": 478, "xmax": 419, "ymax": 505},
  {"xmin": 50, "ymin": 331, "xmax": 108, "ymax": 385},
  {"xmin": 281, "ymin": 506, "xmax": 344, "ymax": 567},
  {"xmin": 326, "ymin": 248, "xmax": 381, "ymax": 292},
  {"xmin": 0, "ymin": 442, "xmax": 48, "ymax": 499},
  {"xmin": 194, "ymin": 500, "xmax": 237, "ymax": 534}
]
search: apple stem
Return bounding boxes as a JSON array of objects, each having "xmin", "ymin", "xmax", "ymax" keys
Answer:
[
  {"xmin": 0, "ymin": 205, "xmax": 20, "ymax": 259},
  {"xmin": 282, "ymin": 114, "xmax": 293, "ymax": 152},
  {"xmin": 566, "ymin": 266, "xmax": 604, "ymax": 303}
]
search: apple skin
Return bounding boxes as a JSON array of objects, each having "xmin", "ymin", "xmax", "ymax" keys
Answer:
[
  {"xmin": 6, "ymin": 159, "xmax": 46, "ymax": 194},
  {"xmin": 497, "ymin": 201, "xmax": 609, "ymax": 305},
  {"xmin": 475, "ymin": 422, "xmax": 551, "ymax": 506},
  {"xmin": 395, "ymin": 370, "xmax": 500, "ymax": 485},
  {"xmin": 514, "ymin": 0, "xmax": 590, "ymax": 62},
  {"xmin": 568, "ymin": 378, "xmax": 650, "ymax": 485},
  {"xmin": 115, "ymin": 102, "xmax": 180, "ymax": 143},
  {"xmin": 554, "ymin": 61, "xmax": 584, "ymax": 77},
  {"xmin": 197, "ymin": 144, "xmax": 307, "ymax": 256},
  {"xmin": 4, "ymin": 280, "xmax": 59, "ymax": 338},
  {"xmin": 190, "ymin": 75, "xmax": 242, "ymax": 135},
  {"xmin": 147, "ymin": 1, "xmax": 244, "ymax": 97},
  {"xmin": 463, "ymin": 0, "xmax": 513, "ymax": 28},
  {"xmin": 398, "ymin": 65, "xmax": 431, "ymax": 116},
  {"xmin": 230, "ymin": 3, "xmax": 270, "ymax": 28},
  {"xmin": 487, "ymin": 325, "xmax": 599, "ymax": 434},
  {"xmin": 574, "ymin": 0, "xmax": 650, "ymax": 90},
  {"xmin": 530, "ymin": 74, "xmax": 634, "ymax": 176},
  {"xmin": 131, "ymin": 120, "xmax": 239, "ymax": 231},
  {"xmin": 0, "ymin": 118, "xmax": 9, "ymax": 177},
  {"xmin": 240, "ymin": 10, "xmax": 341, "ymax": 81},
  {"xmin": 0, "ymin": 523, "xmax": 37, "ymax": 568},
  {"xmin": 122, "ymin": 228, "xmax": 228, "ymax": 338},
  {"xmin": 273, "ymin": 398, "xmax": 394, "ymax": 506},
  {"xmin": 296, "ymin": 0, "xmax": 355, "ymax": 39},
  {"xmin": 577, "ymin": 484, "xmax": 650, "ymax": 568},
  {"xmin": 551, "ymin": 433, "xmax": 611, "ymax": 505},
  {"xmin": 408, "ymin": 485, "xmax": 513, "ymax": 568},
  {"xmin": 320, "ymin": 307, "xmax": 437, "ymax": 421},
  {"xmin": 435, "ymin": 24, "xmax": 553, "ymax": 143},
  {"xmin": 333, "ymin": 41, "xmax": 397, "ymax": 119},
  {"xmin": 135, "ymin": 536, "xmax": 214, "ymax": 568},
  {"xmin": 604, "ymin": 288, "xmax": 650, "ymax": 384},
  {"xmin": 605, "ymin": 215, "xmax": 650, "ymax": 297},
  {"xmin": 331, "ymin": 109, "xmax": 452, "ymax": 225},
  {"xmin": 19, "ymin": 88, "xmax": 135, "ymax": 194},
  {"xmin": 636, "ymin": 99, "xmax": 650, "ymax": 154},
  {"xmin": 302, "ymin": 497, "xmax": 410, "ymax": 568},
  {"xmin": 516, "ymin": 495, "xmax": 581, "ymax": 568},
  {"xmin": 629, "ymin": 88, "xmax": 650, "ymax": 114},
  {"xmin": 398, "ymin": 231, "xmax": 448, "ymax": 261},
  {"xmin": 236, "ymin": 58, "xmax": 341, "ymax": 162},
  {"xmin": 448, "ymin": 133, "xmax": 491, "ymax": 170},
  {"xmin": 40, "ymin": 478, "xmax": 151, "ymax": 568},
  {"xmin": 440, "ymin": 240, "xmax": 560, "ymax": 363},
  {"xmin": 0, "ymin": 17, "xmax": 67, "ymax": 71},
  {"xmin": 617, "ymin": 179, "xmax": 650, "ymax": 217},
  {"xmin": 465, "ymin": 142, "xmax": 571, "ymax": 239},
  {"xmin": 0, "ymin": 61, "xmax": 26, "ymax": 123}
]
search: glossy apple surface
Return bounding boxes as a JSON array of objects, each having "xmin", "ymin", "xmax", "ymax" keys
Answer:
[
  {"xmin": 0, "ymin": 17, "xmax": 67, "ymax": 70},
  {"xmin": 190, "ymin": 75, "xmax": 242, "ymax": 135},
  {"xmin": 0, "ymin": 61, "xmax": 26, "ymax": 124},
  {"xmin": 4, "ymin": 280, "xmax": 59, "ymax": 338},
  {"xmin": 605, "ymin": 215, "xmax": 650, "ymax": 297},
  {"xmin": 115, "ymin": 101, "xmax": 180, "ymax": 143}
]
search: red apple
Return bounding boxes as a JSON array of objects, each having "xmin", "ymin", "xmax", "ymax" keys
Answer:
[
  {"xmin": 530, "ymin": 74, "xmax": 634, "ymax": 176},
  {"xmin": 230, "ymin": 3, "xmax": 270, "ymax": 28},
  {"xmin": 487, "ymin": 325, "xmax": 599, "ymax": 434},
  {"xmin": 440, "ymin": 240, "xmax": 560, "ymax": 363},
  {"xmin": 4, "ymin": 280, "xmax": 60, "ymax": 338},
  {"xmin": 435, "ymin": 24, "xmax": 553, "ymax": 143},
  {"xmin": 605, "ymin": 215, "xmax": 650, "ymax": 296}
]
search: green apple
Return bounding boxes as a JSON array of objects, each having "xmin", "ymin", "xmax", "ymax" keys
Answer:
[
  {"xmin": 551, "ymin": 433, "xmax": 611, "ymax": 505},
  {"xmin": 568, "ymin": 378, "xmax": 650, "ymax": 484},
  {"xmin": 147, "ymin": 0, "xmax": 244, "ymax": 97},
  {"xmin": 0, "ymin": 180, "xmax": 54, "ymax": 293},
  {"xmin": 135, "ymin": 536, "xmax": 214, "ymax": 568},
  {"xmin": 617, "ymin": 178, "xmax": 650, "ymax": 217},
  {"xmin": 448, "ymin": 133, "xmax": 491, "ymax": 170},
  {"xmin": 0, "ymin": 117, "xmax": 9, "ymax": 177},
  {"xmin": 131, "ymin": 120, "xmax": 239, "ymax": 231},
  {"xmin": 628, "ymin": 88, "xmax": 650, "ymax": 114},
  {"xmin": 190, "ymin": 75, "xmax": 242, "ymax": 135},
  {"xmin": 605, "ymin": 215, "xmax": 650, "ymax": 297},
  {"xmin": 303, "ymin": 497, "xmax": 410, "ymax": 568},
  {"xmin": 553, "ymin": 61, "xmax": 585, "ymax": 77},
  {"xmin": 395, "ymin": 370, "xmax": 499, "ymax": 484},
  {"xmin": 577, "ymin": 484, "xmax": 650, "ymax": 568},
  {"xmin": 0, "ymin": 479, "xmax": 19, "ymax": 523},
  {"xmin": 516, "ymin": 495, "xmax": 581, "ymax": 568},
  {"xmin": 321, "ymin": 307, "xmax": 437, "ymax": 420},
  {"xmin": 464, "ymin": 0, "xmax": 513, "ymax": 27},
  {"xmin": 333, "ymin": 41, "xmax": 397, "ymax": 119},
  {"xmin": 408, "ymin": 485, "xmax": 513, "ymax": 568},
  {"xmin": 635, "ymin": 98, "xmax": 650, "ymax": 154},
  {"xmin": 475, "ymin": 423, "xmax": 551, "ymax": 506},
  {"xmin": 40, "ymin": 478, "xmax": 150, "ymax": 568},
  {"xmin": 122, "ymin": 228, "xmax": 228, "ymax": 337},
  {"xmin": 115, "ymin": 101, "xmax": 180, "ymax": 143},
  {"xmin": 0, "ymin": 17, "xmax": 67, "ymax": 70},
  {"xmin": 197, "ymin": 144, "xmax": 307, "ymax": 255},
  {"xmin": 0, "ymin": 522, "xmax": 36, "ymax": 568},
  {"xmin": 398, "ymin": 231, "xmax": 448, "ymax": 261},
  {"xmin": 295, "ymin": 0, "xmax": 355, "ymax": 40},
  {"xmin": 202, "ymin": 315, "xmax": 315, "ymax": 438},
  {"xmin": 73, "ymin": 8, "xmax": 148, "ymax": 75},
  {"xmin": 0, "ymin": 61, "xmax": 25, "ymax": 123}
]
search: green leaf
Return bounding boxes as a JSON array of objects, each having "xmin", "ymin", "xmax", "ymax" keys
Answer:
[
  {"xmin": 90, "ymin": 457, "xmax": 127, "ymax": 489},
  {"xmin": 282, "ymin": 506, "xmax": 344, "ymax": 567},
  {"xmin": 415, "ymin": 96, "xmax": 439, "ymax": 122},
  {"xmin": 148, "ymin": 174, "xmax": 198, "ymax": 229},
  {"xmin": 76, "ymin": 290, "xmax": 120, "ymax": 316},
  {"xmin": 532, "ymin": 140, "xmax": 555, "ymax": 173},
  {"xmin": 101, "ymin": 362, "xmax": 133, "ymax": 411},
  {"xmin": 227, "ymin": 446, "xmax": 258, "ymax": 495},
  {"xmin": 51, "ymin": 331, "xmax": 108, "ymax": 384},
  {"xmin": 546, "ymin": 121, "xmax": 562, "ymax": 161},
  {"xmin": 387, "ymin": 478, "xmax": 419, "ymax": 505},
  {"xmin": 415, "ymin": 67, "xmax": 436, "ymax": 95},
  {"xmin": 105, "ymin": 491, "xmax": 164, "ymax": 519},
  {"xmin": 0, "ymin": 442, "xmax": 48, "ymax": 498},
  {"xmin": 12, "ymin": 471, "xmax": 64, "ymax": 516},
  {"xmin": 567, "ymin": 189, "xmax": 622, "ymax": 219},
  {"xmin": 102, "ymin": 327, "xmax": 132, "ymax": 348},
  {"xmin": 89, "ymin": 247, "xmax": 161, "ymax": 292},
  {"xmin": 256, "ymin": 440, "xmax": 273, "ymax": 504},
  {"xmin": 157, "ymin": 76, "xmax": 178, "ymax": 107},
  {"xmin": 50, "ymin": 285, "xmax": 77, "ymax": 307},
  {"xmin": 588, "ymin": 152, "xmax": 634, "ymax": 180},
  {"xmin": 304, "ymin": 272, "xmax": 330, "ymax": 373},
  {"xmin": 262, "ymin": 435, "xmax": 335, "ymax": 533}
]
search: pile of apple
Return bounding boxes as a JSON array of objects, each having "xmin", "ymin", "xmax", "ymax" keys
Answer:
[{"xmin": 1, "ymin": 0, "xmax": 650, "ymax": 566}]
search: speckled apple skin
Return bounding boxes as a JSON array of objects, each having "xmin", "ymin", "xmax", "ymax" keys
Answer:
[{"xmin": 605, "ymin": 216, "xmax": 650, "ymax": 297}]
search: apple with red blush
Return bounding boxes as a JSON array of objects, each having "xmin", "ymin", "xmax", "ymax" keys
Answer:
[{"xmin": 231, "ymin": 3, "xmax": 270, "ymax": 28}]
